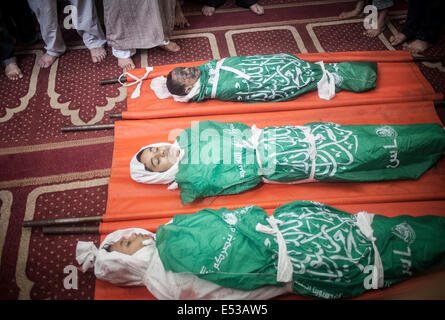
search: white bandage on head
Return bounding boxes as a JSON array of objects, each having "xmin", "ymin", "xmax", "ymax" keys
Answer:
[
  {"xmin": 76, "ymin": 228, "xmax": 155, "ymax": 286},
  {"xmin": 150, "ymin": 75, "xmax": 201, "ymax": 103},
  {"xmin": 129, "ymin": 141, "xmax": 184, "ymax": 189}
]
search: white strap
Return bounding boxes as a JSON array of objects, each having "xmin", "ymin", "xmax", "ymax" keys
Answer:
[
  {"xmin": 211, "ymin": 58, "xmax": 226, "ymax": 99},
  {"xmin": 316, "ymin": 61, "xmax": 336, "ymax": 100},
  {"xmin": 356, "ymin": 211, "xmax": 384, "ymax": 289},
  {"xmin": 241, "ymin": 124, "xmax": 264, "ymax": 174},
  {"xmin": 220, "ymin": 66, "xmax": 251, "ymax": 80},
  {"xmin": 119, "ymin": 66, "xmax": 153, "ymax": 99},
  {"xmin": 256, "ymin": 217, "xmax": 293, "ymax": 283},
  {"xmin": 299, "ymin": 126, "xmax": 320, "ymax": 181}
]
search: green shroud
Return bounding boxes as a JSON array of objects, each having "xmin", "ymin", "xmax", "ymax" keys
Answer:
[
  {"xmin": 156, "ymin": 200, "xmax": 445, "ymax": 299},
  {"xmin": 175, "ymin": 120, "xmax": 445, "ymax": 204},
  {"xmin": 190, "ymin": 53, "xmax": 377, "ymax": 103}
]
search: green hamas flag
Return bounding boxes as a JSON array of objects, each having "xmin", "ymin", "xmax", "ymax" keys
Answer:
[
  {"xmin": 156, "ymin": 205, "xmax": 282, "ymax": 290},
  {"xmin": 156, "ymin": 200, "xmax": 445, "ymax": 299},
  {"xmin": 190, "ymin": 53, "xmax": 377, "ymax": 103},
  {"xmin": 258, "ymin": 122, "xmax": 445, "ymax": 183},
  {"xmin": 175, "ymin": 121, "xmax": 445, "ymax": 204}
]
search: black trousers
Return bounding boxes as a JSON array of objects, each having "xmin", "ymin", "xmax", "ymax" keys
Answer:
[
  {"xmin": 204, "ymin": 0, "xmax": 257, "ymax": 9},
  {"xmin": 402, "ymin": 0, "xmax": 444, "ymax": 44},
  {"xmin": 0, "ymin": 11, "xmax": 15, "ymax": 66},
  {"xmin": 0, "ymin": 0, "xmax": 37, "ymax": 66}
]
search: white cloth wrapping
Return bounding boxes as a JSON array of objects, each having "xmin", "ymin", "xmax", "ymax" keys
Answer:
[
  {"xmin": 356, "ymin": 211, "xmax": 385, "ymax": 289},
  {"xmin": 129, "ymin": 141, "xmax": 184, "ymax": 190},
  {"xmin": 316, "ymin": 61, "xmax": 336, "ymax": 100},
  {"xmin": 119, "ymin": 67, "xmax": 153, "ymax": 99},
  {"xmin": 151, "ymin": 75, "xmax": 201, "ymax": 102},
  {"xmin": 76, "ymin": 228, "xmax": 154, "ymax": 286},
  {"xmin": 256, "ymin": 217, "xmax": 293, "ymax": 283},
  {"xmin": 76, "ymin": 228, "xmax": 291, "ymax": 299}
]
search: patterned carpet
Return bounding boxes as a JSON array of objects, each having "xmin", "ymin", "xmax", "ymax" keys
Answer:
[{"xmin": 0, "ymin": 0, "xmax": 444, "ymax": 300}]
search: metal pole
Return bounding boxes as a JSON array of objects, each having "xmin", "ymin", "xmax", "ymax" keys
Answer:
[
  {"xmin": 109, "ymin": 113, "xmax": 122, "ymax": 119},
  {"xmin": 43, "ymin": 226, "xmax": 100, "ymax": 234},
  {"xmin": 23, "ymin": 215, "xmax": 103, "ymax": 228},
  {"xmin": 100, "ymin": 76, "xmax": 126, "ymax": 85},
  {"xmin": 61, "ymin": 124, "xmax": 115, "ymax": 132}
]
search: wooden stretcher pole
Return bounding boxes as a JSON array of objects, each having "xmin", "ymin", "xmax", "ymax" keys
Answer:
[
  {"xmin": 100, "ymin": 76, "xmax": 126, "ymax": 85},
  {"xmin": 109, "ymin": 113, "xmax": 122, "ymax": 119},
  {"xmin": 43, "ymin": 226, "xmax": 100, "ymax": 234},
  {"xmin": 23, "ymin": 215, "xmax": 103, "ymax": 228},
  {"xmin": 61, "ymin": 124, "xmax": 115, "ymax": 132}
]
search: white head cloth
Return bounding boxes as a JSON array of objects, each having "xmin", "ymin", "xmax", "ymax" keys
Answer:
[
  {"xmin": 129, "ymin": 140, "xmax": 184, "ymax": 190},
  {"xmin": 76, "ymin": 228, "xmax": 155, "ymax": 286},
  {"xmin": 150, "ymin": 75, "xmax": 201, "ymax": 103}
]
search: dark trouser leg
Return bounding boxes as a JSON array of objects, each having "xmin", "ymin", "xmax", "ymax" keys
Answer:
[
  {"xmin": 401, "ymin": 0, "xmax": 424, "ymax": 40},
  {"xmin": 235, "ymin": 0, "xmax": 257, "ymax": 9},
  {"xmin": 0, "ymin": 11, "xmax": 16, "ymax": 68},
  {"xmin": 1, "ymin": 0, "xmax": 37, "ymax": 45},
  {"xmin": 416, "ymin": 0, "xmax": 444, "ymax": 44},
  {"xmin": 204, "ymin": 0, "xmax": 224, "ymax": 8}
]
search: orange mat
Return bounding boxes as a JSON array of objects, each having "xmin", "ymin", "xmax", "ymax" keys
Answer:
[
  {"xmin": 122, "ymin": 51, "xmax": 442, "ymax": 120},
  {"xmin": 95, "ymin": 200, "xmax": 445, "ymax": 300},
  {"xmin": 101, "ymin": 100, "xmax": 445, "ymax": 227}
]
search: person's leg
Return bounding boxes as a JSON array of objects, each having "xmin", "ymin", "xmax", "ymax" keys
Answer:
[
  {"xmin": 339, "ymin": 0, "xmax": 366, "ymax": 19},
  {"xmin": 391, "ymin": 0, "xmax": 423, "ymax": 46},
  {"xmin": 175, "ymin": 0, "xmax": 190, "ymax": 28},
  {"xmin": 363, "ymin": 8, "xmax": 389, "ymax": 37},
  {"xmin": 2, "ymin": 0, "xmax": 38, "ymax": 46},
  {"xmin": 202, "ymin": 0, "xmax": 223, "ymax": 16},
  {"xmin": 69, "ymin": 0, "xmax": 107, "ymax": 63},
  {"xmin": 27, "ymin": 0, "xmax": 66, "ymax": 68},
  {"xmin": 112, "ymin": 47, "xmax": 136, "ymax": 70},
  {"xmin": 236, "ymin": 0, "xmax": 264, "ymax": 15},
  {"xmin": 363, "ymin": 0, "xmax": 393, "ymax": 37},
  {"xmin": 0, "ymin": 15, "xmax": 23, "ymax": 80},
  {"xmin": 404, "ymin": 0, "xmax": 444, "ymax": 53}
]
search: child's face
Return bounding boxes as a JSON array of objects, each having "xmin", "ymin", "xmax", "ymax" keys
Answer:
[
  {"xmin": 109, "ymin": 233, "xmax": 152, "ymax": 255},
  {"xmin": 172, "ymin": 67, "xmax": 201, "ymax": 94},
  {"xmin": 140, "ymin": 145, "xmax": 180, "ymax": 172}
]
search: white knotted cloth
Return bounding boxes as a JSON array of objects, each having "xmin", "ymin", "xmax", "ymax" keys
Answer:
[
  {"xmin": 118, "ymin": 67, "xmax": 153, "ymax": 99},
  {"xmin": 356, "ymin": 211, "xmax": 384, "ymax": 289},
  {"xmin": 256, "ymin": 216, "xmax": 293, "ymax": 283},
  {"xmin": 129, "ymin": 141, "xmax": 184, "ymax": 190},
  {"xmin": 76, "ymin": 228, "xmax": 155, "ymax": 286},
  {"xmin": 316, "ymin": 61, "xmax": 336, "ymax": 100}
]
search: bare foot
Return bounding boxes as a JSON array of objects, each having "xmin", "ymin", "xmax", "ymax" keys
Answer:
[
  {"xmin": 363, "ymin": 8, "xmax": 388, "ymax": 38},
  {"xmin": 339, "ymin": 0, "xmax": 365, "ymax": 19},
  {"xmin": 5, "ymin": 62, "xmax": 23, "ymax": 80},
  {"xmin": 202, "ymin": 5, "xmax": 215, "ymax": 16},
  {"xmin": 118, "ymin": 57, "xmax": 135, "ymax": 70},
  {"xmin": 404, "ymin": 39, "xmax": 433, "ymax": 54},
  {"xmin": 160, "ymin": 41, "xmax": 180, "ymax": 53},
  {"xmin": 389, "ymin": 32, "xmax": 407, "ymax": 46},
  {"xmin": 175, "ymin": 2, "xmax": 190, "ymax": 28},
  {"xmin": 249, "ymin": 3, "xmax": 264, "ymax": 15},
  {"xmin": 90, "ymin": 47, "xmax": 107, "ymax": 63},
  {"xmin": 363, "ymin": 24, "xmax": 386, "ymax": 38},
  {"xmin": 38, "ymin": 53, "xmax": 58, "ymax": 68}
]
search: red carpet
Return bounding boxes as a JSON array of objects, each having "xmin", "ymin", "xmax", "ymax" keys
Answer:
[{"xmin": 0, "ymin": 0, "xmax": 444, "ymax": 300}]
